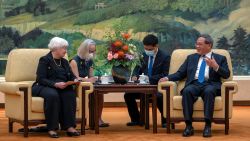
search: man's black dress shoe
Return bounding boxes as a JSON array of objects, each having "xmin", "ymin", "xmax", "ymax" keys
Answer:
[
  {"xmin": 66, "ymin": 131, "xmax": 80, "ymax": 137},
  {"xmin": 182, "ymin": 126, "xmax": 194, "ymax": 137},
  {"xmin": 126, "ymin": 121, "xmax": 144, "ymax": 126},
  {"xmin": 203, "ymin": 126, "xmax": 212, "ymax": 137}
]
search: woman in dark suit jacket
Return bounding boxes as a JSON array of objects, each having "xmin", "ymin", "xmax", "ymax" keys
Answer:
[{"xmin": 32, "ymin": 37, "xmax": 80, "ymax": 138}]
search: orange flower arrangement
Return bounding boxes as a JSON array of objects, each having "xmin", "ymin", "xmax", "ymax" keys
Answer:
[{"xmin": 104, "ymin": 30, "xmax": 141, "ymax": 68}]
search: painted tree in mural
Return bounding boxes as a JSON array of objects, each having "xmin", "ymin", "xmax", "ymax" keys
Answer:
[
  {"xmin": 217, "ymin": 27, "xmax": 250, "ymax": 75},
  {"xmin": 245, "ymin": 35, "xmax": 250, "ymax": 71},
  {"xmin": 0, "ymin": 26, "xmax": 22, "ymax": 46},
  {"xmin": 25, "ymin": 0, "xmax": 48, "ymax": 16},
  {"xmin": 231, "ymin": 27, "xmax": 249, "ymax": 74},
  {"xmin": 217, "ymin": 36, "xmax": 230, "ymax": 50},
  {"xmin": 0, "ymin": 37, "xmax": 15, "ymax": 55},
  {"xmin": 0, "ymin": 27, "xmax": 22, "ymax": 55}
]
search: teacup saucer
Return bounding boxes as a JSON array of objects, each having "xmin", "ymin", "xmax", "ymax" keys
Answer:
[
  {"xmin": 139, "ymin": 82, "xmax": 148, "ymax": 84},
  {"xmin": 100, "ymin": 82, "xmax": 110, "ymax": 84}
]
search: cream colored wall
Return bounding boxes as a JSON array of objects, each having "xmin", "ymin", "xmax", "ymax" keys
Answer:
[
  {"xmin": 0, "ymin": 92, "xmax": 4, "ymax": 103},
  {"xmin": 104, "ymin": 93, "xmax": 125, "ymax": 102},
  {"xmin": 233, "ymin": 76, "xmax": 250, "ymax": 101},
  {"xmin": 0, "ymin": 77, "xmax": 5, "ymax": 103}
]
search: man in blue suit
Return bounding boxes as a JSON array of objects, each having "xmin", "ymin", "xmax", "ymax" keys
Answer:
[
  {"xmin": 159, "ymin": 34, "xmax": 230, "ymax": 137},
  {"xmin": 124, "ymin": 34, "xmax": 171, "ymax": 127}
]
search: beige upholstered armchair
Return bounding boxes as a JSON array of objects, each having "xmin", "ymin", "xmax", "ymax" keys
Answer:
[
  {"xmin": 158, "ymin": 49, "xmax": 238, "ymax": 134},
  {"xmin": 0, "ymin": 49, "xmax": 93, "ymax": 137}
]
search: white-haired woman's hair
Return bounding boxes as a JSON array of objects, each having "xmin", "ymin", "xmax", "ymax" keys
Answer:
[
  {"xmin": 48, "ymin": 37, "xmax": 69, "ymax": 51},
  {"xmin": 77, "ymin": 39, "xmax": 96, "ymax": 60}
]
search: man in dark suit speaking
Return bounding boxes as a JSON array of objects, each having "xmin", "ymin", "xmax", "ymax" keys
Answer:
[
  {"xmin": 159, "ymin": 34, "xmax": 230, "ymax": 137},
  {"xmin": 125, "ymin": 34, "xmax": 170, "ymax": 127}
]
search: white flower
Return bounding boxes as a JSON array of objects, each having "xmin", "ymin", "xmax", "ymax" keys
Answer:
[{"xmin": 129, "ymin": 44, "xmax": 136, "ymax": 48}]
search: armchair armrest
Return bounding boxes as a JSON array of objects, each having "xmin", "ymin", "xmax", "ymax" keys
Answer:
[
  {"xmin": 158, "ymin": 81, "xmax": 177, "ymax": 95},
  {"xmin": 221, "ymin": 81, "xmax": 238, "ymax": 95},
  {"xmin": 78, "ymin": 82, "xmax": 94, "ymax": 95},
  {"xmin": 0, "ymin": 81, "xmax": 33, "ymax": 95}
]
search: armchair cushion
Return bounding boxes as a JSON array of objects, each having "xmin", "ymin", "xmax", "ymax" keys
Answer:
[
  {"xmin": 173, "ymin": 96, "xmax": 223, "ymax": 111},
  {"xmin": 31, "ymin": 97, "xmax": 80, "ymax": 113}
]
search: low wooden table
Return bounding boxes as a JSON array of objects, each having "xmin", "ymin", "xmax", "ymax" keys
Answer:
[{"xmin": 84, "ymin": 83, "xmax": 158, "ymax": 134}]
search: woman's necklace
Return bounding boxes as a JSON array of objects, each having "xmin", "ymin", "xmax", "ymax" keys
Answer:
[{"xmin": 53, "ymin": 58, "xmax": 61, "ymax": 67}]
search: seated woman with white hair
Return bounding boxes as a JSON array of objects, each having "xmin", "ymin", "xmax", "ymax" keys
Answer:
[
  {"xmin": 32, "ymin": 37, "xmax": 80, "ymax": 138},
  {"xmin": 70, "ymin": 39, "xmax": 109, "ymax": 127}
]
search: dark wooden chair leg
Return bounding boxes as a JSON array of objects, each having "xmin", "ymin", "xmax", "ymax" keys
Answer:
[
  {"xmin": 165, "ymin": 87, "xmax": 171, "ymax": 133},
  {"xmin": 8, "ymin": 118, "xmax": 13, "ymax": 133},
  {"xmin": 24, "ymin": 122, "xmax": 29, "ymax": 137},
  {"xmin": 20, "ymin": 87, "xmax": 29, "ymax": 137},
  {"xmin": 225, "ymin": 119, "xmax": 229, "ymax": 135},
  {"xmin": 89, "ymin": 94, "xmax": 95, "ymax": 130},
  {"xmin": 224, "ymin": 87, "xmax": 233, "ymax": 135}
]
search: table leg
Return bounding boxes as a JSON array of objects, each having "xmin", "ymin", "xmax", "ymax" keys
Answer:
[
  {"xmin": 94, "ymin": 91, "xmax": 99, "ymax": 134},
  {"xmin": 145, "ymin": 94, "xmax": 150, "ymax": 130},
  {"xmin": 152, "ymin": 91, "xmax": 157, "ymax": 133},
  {"xmin": 140, "ymin": 95, "xmax": 145, "ymax": 125}
]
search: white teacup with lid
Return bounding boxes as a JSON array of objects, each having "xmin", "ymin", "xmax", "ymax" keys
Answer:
[
  {"xmin": 138, "ymin": 73, "xmax": 149, "ymax": 84},
  {"xmin": 101, "ymin": 73, "xmax": 109, "ymax": 84}
]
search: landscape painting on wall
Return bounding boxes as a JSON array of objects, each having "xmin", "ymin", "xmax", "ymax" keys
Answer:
[{"xmin": 0, "ymin": 0, "xmax": 250, "ymax": 75}]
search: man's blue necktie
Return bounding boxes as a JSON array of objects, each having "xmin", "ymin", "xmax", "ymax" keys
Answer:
[
  {"xmin": 148, "ymin": 56, "xmax": 154, "ymax": 77},
  {"xmin": 198, "ymin": 56, "xmax": 206, "ymax": 83}
]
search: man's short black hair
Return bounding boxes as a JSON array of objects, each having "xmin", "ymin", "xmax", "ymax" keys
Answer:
[
  {"xmin": 199, "ymin": 34, "xmax": 213, "ymax": 47},
  {"xmin": 143, "ymin": 34, "xmax": 158, "ymax": 46}
]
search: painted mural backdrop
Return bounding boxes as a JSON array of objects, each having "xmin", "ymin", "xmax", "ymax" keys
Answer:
[{"xmin": 0, "ymin": 0, "xmax": 250, "ymax": 75}]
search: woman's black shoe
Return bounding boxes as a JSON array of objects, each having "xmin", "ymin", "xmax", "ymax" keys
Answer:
[
  {"xmin": 48, "ymin": 131, "xmax": 59, "ymax": 138},
  {"xmin": 99, "ymin": 123, "xmax": 110, "ymax": 128},
  {"xmin": 66, "ymin": 131, "xmax": 80, "ymax": 137}
]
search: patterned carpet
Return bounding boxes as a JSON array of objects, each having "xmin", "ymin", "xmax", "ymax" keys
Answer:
[{"xmin": 0, "ymin": 107, "xmax": 250, "ymax": 141}]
